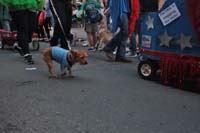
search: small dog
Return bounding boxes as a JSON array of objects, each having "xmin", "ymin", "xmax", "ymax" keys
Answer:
[
  {"xmin": 96, "ymin": 19, "xmax": 112, "ymax": 50},
  {"xmin": 96, "ymin": 30, "xmax": 112, "ymax": 50},
  {"xmin": 43, "ymin": 46, "xmax": 88, "ymax": 78}
]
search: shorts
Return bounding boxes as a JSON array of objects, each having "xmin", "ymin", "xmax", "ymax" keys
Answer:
[{"xmin": 85, "ymin": 23, "xmax": 98, "ymax": 33}]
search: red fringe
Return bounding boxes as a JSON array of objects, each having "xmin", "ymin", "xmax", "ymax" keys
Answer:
[
  {"xmin": 160, "ymin": 56, "xmax": 200, "ymax": 88},
  {"xmin": 140, "ymin": 49, "xmax": 200, "ymax": 89}
]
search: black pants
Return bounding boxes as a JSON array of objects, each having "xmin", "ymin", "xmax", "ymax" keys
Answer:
[
  {"xmin": 50, "ymin": 0, "xmax": 72, "ymax": 50},
  {"xmin": 0, "ymin": 21, "xmax": 2, "ymax": 29},
  {"xmin": 43, "ymin": 17, "xmax": 51, "ymax": 39},
  {"xmin": 11, "ymin": 10, "xmax": 37, "ymax": 55}
]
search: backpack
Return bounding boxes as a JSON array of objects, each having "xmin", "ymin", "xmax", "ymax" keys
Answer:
[
  {"xmin": 140, "ymin": 0, "xmax": 158, "ymax": 12},
  {"xmin": 85, "ymin": 1, "xmax": 102, "ymax": 23}
]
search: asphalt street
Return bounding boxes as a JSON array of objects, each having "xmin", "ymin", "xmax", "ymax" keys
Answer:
[{"xmin": 0, "ymin": 28, "xmax": 199, "ymax": 133}]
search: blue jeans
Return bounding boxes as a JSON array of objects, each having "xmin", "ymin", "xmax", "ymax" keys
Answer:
[
  {"xmin": 129, "ymin": 32, "xmax": 137, "ymax": 52},
  {"xmin": 104, "ymin": 13, "xmax": 129, "ymax": 59}
]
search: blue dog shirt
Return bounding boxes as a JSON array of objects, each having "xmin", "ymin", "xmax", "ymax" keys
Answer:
[{"xmin": 51, "ymin": 46, "xmax": 71, "ymax": 71}]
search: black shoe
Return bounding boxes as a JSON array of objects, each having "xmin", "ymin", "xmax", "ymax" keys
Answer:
[
  {"xmin": 103, "ymin": 47, "xmax": 111, "ymax": 52},
  {"xmin": 14, "ymin": 46, "xmax": 24, "ymax": 56},
  {"xmin": 115, "ymin": 58, "xmax": 132, "ymax": 63},
  {"xmin": 24, "ymin": 54, "xmax": 34, "ymax": 65},
  {"xmin": 103, "ymin": 47, "xmax": 115, "ymax": 61}
]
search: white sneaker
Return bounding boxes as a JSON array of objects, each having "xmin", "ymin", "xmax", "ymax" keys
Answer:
[
  {"xmin": 126, "ymin": 47, "xmax": 130, "ymax": 52},
  {"xmin": 82, "ymin": 41, "xmax": 89, "ymax": 47},
  {"xmin": 126, "ymin": 51, "xmax": 137, "ymax": 58},
  {"xmin": 88, "ymin": 47, "xmax": 96, "ymax": 51}
]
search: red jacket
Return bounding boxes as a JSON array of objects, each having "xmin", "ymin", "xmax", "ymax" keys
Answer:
[{"xmin": 129, "ymin": 0, "xmax": 140, "ymax": 37}]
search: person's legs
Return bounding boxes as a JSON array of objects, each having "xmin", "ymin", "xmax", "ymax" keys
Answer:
[
  {"xmin": 92, "ymin": 32, "xmax": 97, "ymax": 47},
  {"xmin": 59, "ymin": 1, "xmax": 71, "ymax": 49},
  {"xmin": 86, "ymin": 32, "xmax": 95, "ymax": 51},
  {"xmin": 11, "ymin": 11, "xmax": 24, "ymax": 56},
  {"xmin": 85, "ymin": 23, "xmax": 98, "ymax": 51},
  {"xmin": 13, "ymin": 10, "xmax": 29, "ymax": 55},
  {"xmin": 50, "ymin": 19, "xmax": 69, "ymax": 50},
  {"xmin": 50, "ymin": 8, "xmax": 65, "ymax": 48},
  {"xmin": 115, "ymin": 13, "xmax": 129, "ymax": 59},
  {"xmin": 87, "ymin": 32, "xmax": 93, "ymax": 47},
  {"xmin": 103, "ymin": 31, "xmax": 121, "ymax": 60},
  {"xmin": 38, "ymin": 25, "xmax": 45, "ymax": 39},
  {"xmin": 126, "ymin": 31, "xmax": 137, "ymax": 57},
  {"xmin": 43, "ymin": 17, "xmax": 51, "ymax": 39},
  {"xmin": 115, "ymin": 13, "xmax": 132, "ymax": 62},
  {"xmin": 50, "ymin": 0, "xmax": 71, "ymax": 50},
  {"xmin": 130, "ymin": 32, "xmax": 137, "ymax": 51},
  {"xmin": 103, "ymin": 31, "xmax": 120, "ymax": 52},
  {"xmin": 50, "ymin": 19, "xmax": 59, "ymax": 46},
  {"xmin": 12, "ymin": 10, "xmax": 36, "ymax": 64},
  {"xmin": 0, "ymin": 21, "xmax": 2, "ymax": 29},
  {"xmin": 26, "ymin": 11, "xmax": 36, "ymax": 64},
  {"xmin": 28, "ymin": 11, "xmax": 37, "ymax": 43}
]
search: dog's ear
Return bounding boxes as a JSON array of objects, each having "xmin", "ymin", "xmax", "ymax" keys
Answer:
[
  {"xmin": 70, "ymin": 50, "xmax": 78, "ymax": 56},
  {"xmin": 85, "ymin": 52, "xmax": 88, "ymax": 57}
]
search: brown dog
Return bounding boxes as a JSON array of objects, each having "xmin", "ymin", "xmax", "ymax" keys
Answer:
[
  {"xmin": 96, "ymin": 30, "xmax": 112, "ymax": 50},
  {"xmin": 96, "ymin": 19, "xmax": 112, "ymax": 50},
  {"xmin": 43, "ymin": 46, "xmax": 88, "ymax": 78}
]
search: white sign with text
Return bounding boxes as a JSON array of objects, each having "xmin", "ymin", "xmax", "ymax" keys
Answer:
[{"xmin": 158, "ymin": 3, "xmax": 181, "ymax": 26}]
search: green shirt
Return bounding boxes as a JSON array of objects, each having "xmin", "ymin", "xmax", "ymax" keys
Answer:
[
  {"xmin": 80, "ymin": 0, "xmax": 101, "ymax": 11},
  {"xmin": 79, "ymin": 0, "xmax": 101, "ymax": 19},
  {"xmin": 0, "ymin": 0, "xmax": 44, "ymax": 11}
]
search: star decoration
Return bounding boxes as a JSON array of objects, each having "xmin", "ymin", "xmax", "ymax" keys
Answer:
[
  {"xmin": 145, "ymin": 16, "xmax": 154, "ymax": 30},
  {"xmin": 177, "ymin": 34, "xmax": 192, "ymax": 50},
  {"xmin": 158, "ymin": 31, "xmax": 173, "ymax": 47}
]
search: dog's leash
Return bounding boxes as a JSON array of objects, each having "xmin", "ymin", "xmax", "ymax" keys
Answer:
[{"xmin": 49, "ymin": 0, "xmax": 72, "ymax": 50}]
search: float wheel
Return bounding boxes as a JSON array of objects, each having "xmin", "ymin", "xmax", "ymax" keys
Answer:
[{"xmin": 138, "ymin": 60, "xmax": 157, "ymax": 80}]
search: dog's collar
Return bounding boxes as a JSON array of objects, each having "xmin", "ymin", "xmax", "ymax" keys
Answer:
[{"xmin": 67, "ymin": 53, "xmax": 73, "ymax": 67}]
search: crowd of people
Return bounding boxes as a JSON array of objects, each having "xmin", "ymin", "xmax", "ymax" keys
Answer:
[{"xmin": 0, "ymin": 0, "xmax": 162, "ymax": 65}]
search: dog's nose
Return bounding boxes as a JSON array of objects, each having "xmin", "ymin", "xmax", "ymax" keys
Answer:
[{"xmin": 85, "ymin": 61, "xmax": 88, "ymax": 64}]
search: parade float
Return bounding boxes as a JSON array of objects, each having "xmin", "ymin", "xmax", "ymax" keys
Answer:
[
  {"xmin": 138, "ymin": 0, "xmax": 200, "ymax": 89},
  {"xmin": 0, "ymin": 30, "xmax": 40, "ymax": 51}
]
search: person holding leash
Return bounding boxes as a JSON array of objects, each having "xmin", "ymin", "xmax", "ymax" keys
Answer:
[
  {"xmin": 49, "ymin": 0, "xmax": 72, "ymax": 50},
  {"xmin": 1, "ymin": 0, "xmax": 44, "ymax": 64}
]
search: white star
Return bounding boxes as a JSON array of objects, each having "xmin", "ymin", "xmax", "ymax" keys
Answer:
[
  {"xmin": 145, "ymin": 16, "xmax": 154, "ymax": 30},
  {"xmin": 177, "ymin": 34, "xmax": 192, "ymax": 50},
  {"xmin": 158, "ymin": 31, "xmax": 173, "ymax": 47}
]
